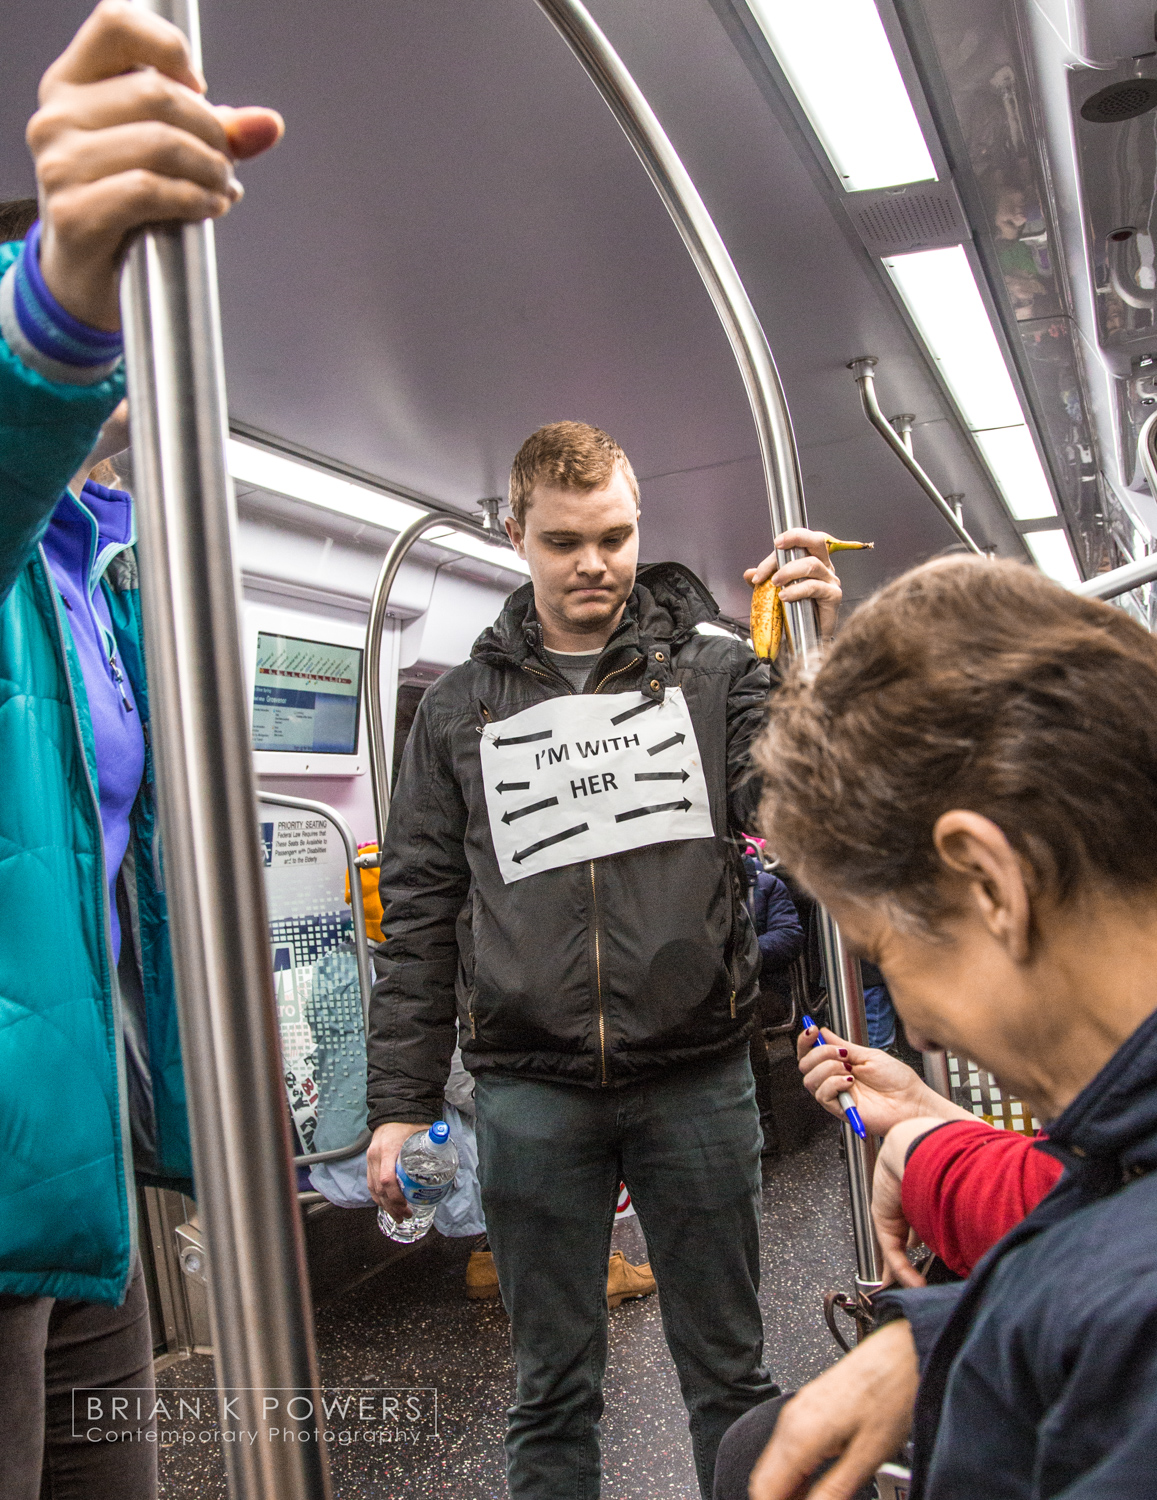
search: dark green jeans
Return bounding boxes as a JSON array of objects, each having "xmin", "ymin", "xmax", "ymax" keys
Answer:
[{"xmin": 474, "ymin": 1048, "xmax": 779, "ymax": 1500}]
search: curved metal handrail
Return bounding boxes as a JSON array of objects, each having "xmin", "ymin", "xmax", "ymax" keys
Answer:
[
  {"xmin": 1076, "ymin": 549, "xmax": 1157, "ymax": 601},
  {"xmin": 849, "ymin": 358, "xmax": 984, "ymax": 555},
  {"xmin": 1076, "ymin": 411, "xmax": 1157, "ymax": 602},
  {"xmin": 1107, "ymin": 229, "xmax": 1155, "ymax": 312},
  {"xmin": 365, "ymin": 511, "xmax": 515, "ymax": 855},
  {"xmin": 533, "ymin": 0, "xmax": 820, "ymax": 656},
  {"xmin": 533, "ymin": 0, "xmax": 882, "ymax": 1293},
  {"xmin": 256, "ymin": 791, "xmax": 374, "ymax": 1169}
]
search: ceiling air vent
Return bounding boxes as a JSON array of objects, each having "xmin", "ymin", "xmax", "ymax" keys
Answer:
[
  {"xmin": 848, "ymin": 181, "xmax": 969, "ymax": 258},
  {"xmin": 1080, "ymin": 78, "xmax": 1157, "ymax": 124}
]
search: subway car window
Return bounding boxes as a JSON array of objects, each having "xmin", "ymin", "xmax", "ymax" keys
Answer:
[
  {"xmin": 4, "ymin": 3, "xmax": 1157, "ymax": 1500},
  {"xmin": 392, "ymin": 680, "xmax": 432, "ymax": 784}
]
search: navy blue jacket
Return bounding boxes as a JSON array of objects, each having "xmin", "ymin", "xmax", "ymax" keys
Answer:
[
  {"xmin": 748, "ymin": 869, "xmax": 804, "ymax": 980},
  {"xmin": 883, "ymin": 1005, "xmax": 1157, "ymax": 1498}
]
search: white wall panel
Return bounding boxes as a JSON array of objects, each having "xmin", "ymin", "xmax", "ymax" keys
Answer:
[{"xmin": 236, "ymin": 507, "xmax": 515, "ymax": 843}]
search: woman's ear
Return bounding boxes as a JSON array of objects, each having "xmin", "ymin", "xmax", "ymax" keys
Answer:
[{"xmin": 932, "ymin": 811, "xmax": 1033, "ymax": 962}]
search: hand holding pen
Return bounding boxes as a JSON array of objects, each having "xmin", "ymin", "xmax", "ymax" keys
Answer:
[{"xmin": 801, "ymin": 1014, "xmax": 867, "ymax": 1139}]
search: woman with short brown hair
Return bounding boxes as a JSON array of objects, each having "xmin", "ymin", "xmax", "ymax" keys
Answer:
[{"xmin": 717, "ymin": 555, "xmax": 1157, "ymax": 1500}]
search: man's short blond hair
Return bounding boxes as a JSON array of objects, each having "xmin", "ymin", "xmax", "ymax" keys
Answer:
[{"xmin": 508, "ymin": 422, "xmax": 639, "ymax": 529}]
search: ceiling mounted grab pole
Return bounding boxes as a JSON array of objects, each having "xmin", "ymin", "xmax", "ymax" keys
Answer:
[
  {"xmin": 890, "ymin": 412, "xmax": 916, "ymax": 456},
  {"xmin": 1076, "ymin": 411, "xmax": 1157, "ymax": 604},
  {"xmin": 119, "ymin": 3, "xmax": 331, "ymax": 1495},
  {"xmin": 849, "ymin": 357, "xmax": 983, "ymax": 556},
  {"xmin": 365, "ymin": 512, "xmax": 516, "ymax": 858},
  {"xmin": 1075, "ymin": 552, "xmax": 1157, "ymax": 601},
  {"xmin": 531, "ymin": 0, "xmax": 818, "ymax": 654},
  {"xmin": 531, "ymin": 0, "xmax": 883, "ymax": 1296}
]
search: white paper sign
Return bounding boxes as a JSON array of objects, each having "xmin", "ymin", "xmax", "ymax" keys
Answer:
[{"xmin": 479, "ymin": 685, "xmax": 714, "ymax": 883}]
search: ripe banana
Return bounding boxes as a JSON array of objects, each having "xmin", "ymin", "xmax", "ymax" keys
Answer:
[
  {"xmin": 749, "ymin": 535, "xmax": 873, "ymax": 660},
  {"xmin": 750, "ymin": 580, "xmax": 785, "ymax": 661}
]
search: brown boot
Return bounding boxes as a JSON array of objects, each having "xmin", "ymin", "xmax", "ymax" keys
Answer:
[
  {"xmin": 466, "ymin": 1249, "xmax": 501, "ymax": 1300},
  {"xmin": 606, "ymin": 1250, "xmax": 656, "ymax": 1308}
]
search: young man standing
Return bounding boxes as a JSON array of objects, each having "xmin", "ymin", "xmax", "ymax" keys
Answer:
[{"xmin": 366, "ymin": 421, "xmax": 842, "ymax": 1497}]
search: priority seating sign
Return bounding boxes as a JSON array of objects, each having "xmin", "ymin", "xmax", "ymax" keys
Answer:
[{"xmin": 479, "ymin": 686, "xmax": 714, "ymax": 883}]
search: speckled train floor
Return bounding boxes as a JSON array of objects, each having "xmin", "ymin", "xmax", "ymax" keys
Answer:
[{"xmin": 156, "ymin": 1119, "xmax": 854, "ymax": 1499}]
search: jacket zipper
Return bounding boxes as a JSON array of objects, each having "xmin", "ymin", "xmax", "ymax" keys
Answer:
[
  {"xmin": 522, "ymin": 665, "xmax": 607, "ymax": 1076},
  {"xmin": 589, "ymin": 654, "xmax": 644, "ymax": 1082},
  {"xmin": 523, "ymin": 661, "xmax": 570, "ymax": 692},
  {"xmin": 593, "ymin": 656, "xmax": 643, "ymax": 693},
  {"xmin": 520, "ymin": 651, "xmax": 644, "ymax": 1081},
  {"xmin": 589, "ymin": 861, "xmax": 607, "ymax": 1083},
  {"xmin": 39, "ymin": 548, "xmax": 138, "ymax": 1289},
  {"xmin": 107, "ymin": 643, "xmax": 133, "ymax": 713}
]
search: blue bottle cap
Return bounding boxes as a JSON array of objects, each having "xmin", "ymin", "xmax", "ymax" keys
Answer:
[{"xmin": 429, "ymin": 1121, "xmax": 450, "ymax": 1144}]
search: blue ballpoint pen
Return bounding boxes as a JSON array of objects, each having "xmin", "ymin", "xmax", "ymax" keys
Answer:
[{"xmin": 801, "ymin": 1014, "xmax": 867, "ymax": 1139}]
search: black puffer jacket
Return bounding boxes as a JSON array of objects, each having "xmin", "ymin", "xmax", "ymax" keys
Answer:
[{"xmin": 366, "ymin": 563, "xmax": 773, "ymax": 1126}]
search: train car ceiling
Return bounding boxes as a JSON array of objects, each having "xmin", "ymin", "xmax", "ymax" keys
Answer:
[
  {"xmin": 891, "ymin": 0, "xmax": 1157, "ymax": 611},
  {"xmin": 7, "ymin": 1, "xmax": 1157, "ymax": 618}
]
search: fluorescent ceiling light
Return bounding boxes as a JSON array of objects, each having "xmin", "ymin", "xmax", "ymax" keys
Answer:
[
  {"xmin": 227, "ymin": 439, "xmax": 528, "ymax": 575},
  {"xmin": 884, "ymin": 248, "xmax": 1021, "ymax": 430},
  {"xmin": 1024, "ymin": 529, "xmax": 1080, "ymax": 587},
  {"xmin": 228, "ymin": 440, "xmax": 423, "ymax": 533},
  {"xmin": 884, "ymin": 246, "xmax": 1059, "ymax": 523},
  {"xmin": 748, "ymin": 0, "xmax": 936, "ymax": 192},
  {"xmin": 972, "ymin": 428, "xmax": 1058, "ymax": 522},
  {"xmin": 425, "ymin": 524, "xmax": 529, "ymax": 573}
]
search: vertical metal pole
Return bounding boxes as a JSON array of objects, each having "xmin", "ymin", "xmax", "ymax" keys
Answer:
[
  {"xmin": 922, "ymin": 1050, "xmax": 953, "ymax": 1099},
  {"xmin": 817, "ymin": 934, "xmax": 883, "ymax": 1292},
  {"xmin": 531, "ymin": 0, "xmax": 882, "ymax": 1292},
  {"xmin": 120, "ymin": 3, "xmax": 330, "ymax": 1495}
]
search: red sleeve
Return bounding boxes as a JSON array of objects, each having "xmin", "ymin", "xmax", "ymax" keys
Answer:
[{"xmin": 900, "ymin": 1121, "xmax": 1064, "ymax": 1278}]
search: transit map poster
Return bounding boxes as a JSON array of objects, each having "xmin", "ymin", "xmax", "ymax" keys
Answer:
[{"xmin": 251, "ymin": 632, "xmax": 364, "ymax": 754}]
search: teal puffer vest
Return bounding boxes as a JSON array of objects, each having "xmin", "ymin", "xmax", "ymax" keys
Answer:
[{"xmin": 0, "ymin": 242, "xmax": 190, "ymax": 1304}]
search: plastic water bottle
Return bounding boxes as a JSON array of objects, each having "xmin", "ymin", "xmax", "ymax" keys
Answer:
[{"xmin": 377, "ymin": 1121, "xmax": 459, "ymax": 1243}]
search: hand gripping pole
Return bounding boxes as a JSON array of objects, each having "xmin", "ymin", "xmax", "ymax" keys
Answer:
[{"xmin": 121, "ymin": 2, "xmax": 331, "ymax": 1492}]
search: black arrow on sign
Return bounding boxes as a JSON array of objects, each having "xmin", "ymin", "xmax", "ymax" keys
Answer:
[
  {"xmin": 615, "ymin": 799, "xmax": 692, "ymax": 823},
  {"xmin": 610, "ymin": 698, "xmax": 661, "ymax": 726},
  {"xmin": 495, "ymin": 729, "xmax": 552, "ymax": 747},
  {"xmin": 512, "ymin": 823, "xmax": 589, "ymax": 864},
  {"xmin": 647, "ymin": 732, "xmax": 686, "ymax": 757},
  {"xmin": 496, "ymin": 780, "xmax": 530, "ymax": 793},
  {"xmin": 501, "ymin": 796, "xmax": 559, "ymax": 825},
  {"xmin": 634, "ymin": 770, "xmax": 689, "ymax": 783}
]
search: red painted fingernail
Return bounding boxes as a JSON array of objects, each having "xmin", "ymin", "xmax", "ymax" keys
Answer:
[
  {"xmin": 839, "ymin": 1048, "xmax": 848, "ymax": 1058},
  {"xmin": 846, "ymin": 1076, "xmax": 854, "ymax": 1084}
]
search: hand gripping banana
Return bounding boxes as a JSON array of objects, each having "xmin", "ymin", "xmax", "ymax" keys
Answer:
[{"xmin": 749, "ymin": 536, "xmax": 872, "ymax": 661}]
